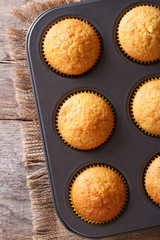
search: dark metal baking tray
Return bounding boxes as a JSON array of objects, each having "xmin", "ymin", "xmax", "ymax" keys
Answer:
[{"xmin": 26, "ymin": 0, "xmax": 160, "ymax": 238}]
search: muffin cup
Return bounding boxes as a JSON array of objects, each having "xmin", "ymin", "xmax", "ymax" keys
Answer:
[
  {"xmin": 143, "ymin": 153, "xmax": 160, "ymax": 208},
  {"xmin": 129, "ymin": 77, "xmax": 160, "ymax": 137},
  {"xmin": 55, "ymin": 89, "xmax": 116, "ymax": 151},
  {"xmin": 68, "ymin": 163, "xmax": 129, "ymax": 224},
  {"xmin": 41, "ymin": 17, "xmax": 102, "ymax": 77},
  {"xmin": 116, "ymin": 4, "xmax": 160, "ymax": 64}
]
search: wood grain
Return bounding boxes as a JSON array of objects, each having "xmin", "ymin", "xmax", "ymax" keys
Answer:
[
  {"xmin": 0, "ymin": 1, "xmax": 33, "ymax": 239},
  {"xmin": 0, "ymin": 63, "xmax": 19, "ymax": 119},
  {"xmin": 0, "ymin": 0, "xmax": 28, "ymax": 120},
  {"xmin": 0, "ymin": 120, "xmax": 33, "ymax": 240},
  {"xmin": 0, "ymin": 0, "xmax": 28, "ymax": 63}
]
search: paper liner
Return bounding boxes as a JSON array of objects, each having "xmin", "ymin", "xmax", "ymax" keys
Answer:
[
  {"xmin": 116, "ymin": 4, "xmax": 160, "ymax": 64},
  {"xmin": 129, "ymin": 77, "xmax": 160, "ymax": 138},
  {"xmin": 41, "ymin": 17, "xmax": 102, "ymax": 77},
  {"xmin": 55, "ymin": 89, "xmax": 116, "ymax": 151},
  {"xmin": 143, "ymin": 153, "xmax": 160, "ymax": 208},
  {"xmin": 68, "ymin": 163, "xmax": 129, "ymax": 224}
]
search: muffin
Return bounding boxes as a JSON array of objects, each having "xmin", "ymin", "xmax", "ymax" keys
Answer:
[
  {"xmin": 70, "ymin": 165, "xmax": 127, "ymax": 223},
  {"xmin": 144, "ymin": 156, "xmax": 160, "ymax": 205},
  {"xmin": 42, "ymin": 18, "xmax": 101, "ymax": 75},
  {"xmin": 131, "ymin": 78, "xmax": 160, "ymax": 136},
  {"xmin": 118, "ymin": 5, "xmax": 160, "ymax": 62},
  {"xmin": 57, "ymin": 92, "xmax": 115, "ymax": 150}
]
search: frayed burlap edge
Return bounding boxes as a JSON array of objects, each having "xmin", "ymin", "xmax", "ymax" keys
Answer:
[{"xmin": 7, "ymin": 1, "xmax": 84, "ymax": 240}]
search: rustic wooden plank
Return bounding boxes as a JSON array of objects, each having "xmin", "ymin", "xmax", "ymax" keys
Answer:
[
  {"xmin": 0, "ymin": 63, "xmax": 19, "ymax": 119},
  {"xmin": 0, "ymin": 0, "xmax": 28, "ymax": 62},
  {"xmin": 0, "ymin": 0, "xmax": 28, "ymax": 119},
  {"xmin": 0, "ymin": 120, "xmax": 33, "ymax": 240},
  {"xmin": 0, "ymin": 1, "xmax": 33, "ymax": 239}
]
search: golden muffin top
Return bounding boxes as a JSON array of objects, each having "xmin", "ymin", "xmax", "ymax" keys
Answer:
[
  {"xmin": 118, "ymin": 5, "xmax": 160, "ymax": 62},
  {"xmin": 145, "ymin": 156, "xmax": 160, "ymax": 205},
  {"xmin": 43, "ymin": 18, "xmax": 100, "ymax": 75},
  {"xmin": 71, "ymin": 166, "xmax": 127, "ymax": 222},
  {"xmin": 57, "ymin": 92, "xmax": 114, "ymax": 150},
  {"xmin": 132, "ymin": 79, "xmax": 160, "ymax": 135}
]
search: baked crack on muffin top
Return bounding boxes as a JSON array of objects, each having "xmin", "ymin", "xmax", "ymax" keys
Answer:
[
  {"xmin": 145, "ymin": 156, "xmax": 160, "ymax": 205},
  {"xmin": 70, "ymin": 166, "xmax": 127, "ymax": 222},
  {"xmin": 118, "ymin": 5, "xmax": 160, "ymax": 62},
  {"xmin": 57, "ymin": 92, "xmax": 114, "ymax": 150},
  {"xmin": 43, "ymin": 18, "xmax": 101, "ymax": 75},
  {"xmin": 132, "ymin": 78, "xmax": 160, "ymax": 135}
]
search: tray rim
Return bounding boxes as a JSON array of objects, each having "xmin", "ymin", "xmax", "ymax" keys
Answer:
[{"xmin": 25, "ymin": 0, "xmax": 160, "ymax": 238}]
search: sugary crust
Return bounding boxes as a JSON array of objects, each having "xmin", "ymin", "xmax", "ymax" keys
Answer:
[
  {"xmin": 57, "ymin": 92, "xmax": 114, "ymax": 150},
  {"xmin": 71, "ymin": 166, "xmax": 126, "ymax": 222},
  {"xmin": 145, "ymin": 156, "xmax": 160, "ymax": 205},
  {"xmin": 43, "ymin": 19, "xmax": 100, "ymax": 75},
  {"xmin": 132, "ymin": 79, "xmax": 160, "ymax": 135},
  {"xmin": 118, "ymin": 6, "xmax": 160, "ymax": 62}
]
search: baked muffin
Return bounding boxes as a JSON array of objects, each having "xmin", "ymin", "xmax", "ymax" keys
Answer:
[
  {"xmin": 132, "ymin": 78, "xmax": 160, "ymax": 135},
  {"xmin": 118, "ymin": 5, "xmax": 160, "ymax": 62},
  {"xmin": 145, "ymin": 156, "xmax": 160, "ymax": 205},
  {"xmin": 43, "ymin": 18, "xmax": 101, "ymax": 75},
  {"xmin": 57, "ymin": 92, "xmax": 114, "ymax": 150},
  {"xmin": 70, "ymin": 166, "xmax": 127, "ymax": 223}
]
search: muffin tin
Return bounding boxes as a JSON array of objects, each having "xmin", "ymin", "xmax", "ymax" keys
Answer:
[{"xmin": 26, "ymin": 0, "xmax": 160, "ymax": 238}]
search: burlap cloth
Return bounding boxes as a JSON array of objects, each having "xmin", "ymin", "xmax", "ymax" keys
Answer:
[{"xmin": 7, "ymin": 0, "xmax": 160, "ymax": 239}]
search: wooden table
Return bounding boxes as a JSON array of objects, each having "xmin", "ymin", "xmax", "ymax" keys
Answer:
[
  {"xmin": 1, "ymin": 1, "xmax": 160, "ymax": 240},
  {"xmin": 0, "ymin": 1, "xmax": 33, "ymax": 239}
]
